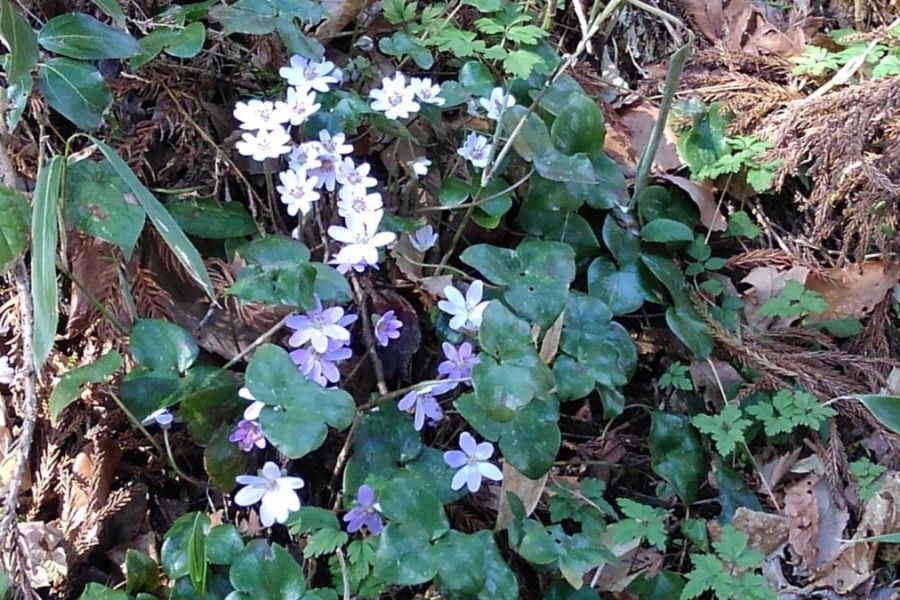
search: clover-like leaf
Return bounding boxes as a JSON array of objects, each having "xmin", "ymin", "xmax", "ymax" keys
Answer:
[
  {"xmin": 229, "ymin": 540, "xmax": 307, "ymax": 600},
  {"xmin": 247, "ymin": 344, "xmax": 355, "ymax": 459},
  {"xmin": 560, "ymin": 293, "xmax": 637, "ymax": 389}
]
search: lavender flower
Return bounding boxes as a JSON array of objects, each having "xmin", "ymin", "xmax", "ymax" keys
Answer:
[
  {"xmin": 437, "ymin": 342, "xmax": 479, "ymax": 385},
  {"xmin": 397, "ymin": 382, "xmax": 454, "ymax": 431},
  {"xmin": 234, "ymin": 461, "xmax": 304, "ymax": 527},
  {"xmin": 438, "ymin": 280, "xmax": 489, "ymax": 332},
  {"xmin": 342, "ymin": 484, "xmax": 384, "ymax": 535},
  {"xmin": 457, "ymin": 132, "xmax": 492, "ymax": 168},
  {"xmin": 409, "ymin": 225, "xmax": 438, "ymax": 253},
  {"xmin": 229, "ymin": 419, "xmax": 266, "ymax": 452},
  {"xmin": 373, "ymin": 310, "xmax": 403, "ymax": 347},
  {"xmin": 479, "ymin": 87, "xmax": 516, "ymax": 121},
  {"xmin": 444, "ymin": 432, "xmax": 503, "ymax": 493},
  {"xmin": 290, "ymin": 339, "xmax": 353, "ymax": 386},
  {"xmin": 141, "ymin": 408, "xmax": 174, "ymax": 429},
  {"xmin": 285, "ymin": 296, "xmax": 352, "ymax": 353}
]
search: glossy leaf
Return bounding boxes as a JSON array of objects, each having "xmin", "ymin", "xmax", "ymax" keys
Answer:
[
  {"xmin": 0, "ymin": 0, "xmax": 38, "ymax": 82},
  {"xmin": 187, "ymin": 513, "xmax": 208, "ymax": 599},
  {"xmin": 38, "ymin": 13, "xmax": 139, "ymax": 59},
  {"xmin": 641, "ymin": 218, "xmax": 694, "ymax": 243},
  {"xmin": 373, "ymin": 523, "xmax": 437, "ymax": 586},
  {"xmin": 163, "ymin": 512, "xmax": 210, "ymax": 579},
  {"xmin": 649, "ymin": 411, "xmax": 706, "ymax": 504},
  {"xmin": 0, "ymin": 184, "xmax": 30, "ymax": 273},
  {"xmin": 39, "ymin": 58, "xmax": 110, "ymax": 129},
  {"xmin": 31, "ymin": 155, "xmax": 64, "ymax": 370},
  {"xmin": 847, "ymin": 394, "xmax": 900, "ymax": 434},
  {"xmin": 230, "ymin": 540, "xmax": 307, "ymax": 600},
  {"xmin": 248, "ymin": 344, "xmax": 355, "ymax": 459},
  {"xmin": 87, "ymin": 136, "xmax": 216, "ymax": 299},
  {"xmin": 550, "ymin": 92, "xmax": 605, "ymax": 155},
  {"xmin": 168, "ymin": 198, "xmax": 256, "ymax": 239},
  {"xmin": 229, "ymin": 235, "xmax": 317, "ymax": 309},
  {"xmin": 130, "ymin": 319, "xmax": 198, "ymax": 375},
  {"xmin": 64, "ymin": 159, "xmax": 146, "ymax": 254},
  {"xmin": 49, "ymin": 351, "xmax": 122, "ymax": 424},
  {"xmin": 125, "ymin": 550, "xmax": 159, "ymax": 594},
  {"xmin": 90, "ymin": 0, "xmax": 126, "ymax": 27},
  {"xmin": 560, "ymin": 293, "xmax": 637, "ymax": 389}
]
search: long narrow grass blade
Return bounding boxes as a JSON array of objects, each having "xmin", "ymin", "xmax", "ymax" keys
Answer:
[{"xmin": 31, "ymin": 155, "xmax": 65, "ymax": 370}]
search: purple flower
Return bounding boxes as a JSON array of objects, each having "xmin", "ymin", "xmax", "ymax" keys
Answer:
[
  {"xmin": 229, "ymin": 419, "xmax": 267, "ymax": 452},
  {"xmin": 290, "ymin": 339, "xmax": 353, "ymax": 386},
  {"xmin": 397, "ymin": 382, "xmax": 454, "ymax": 431},
  {"xmin": 444, "ymin": 432, "xmax": 503, "ymax": 493},
  {"xmin": 285, "ymin": 296, "xmax": 352, "ymax": 353},
  {"xmin": 374, "ymin": 311, "xmax": 403, "ymax": 347},
  {"xmin": 342, "ymin": 484, "xmax": 384, "ymax": 535},
  {"xmin": 437, "ymin": 342, "xmax": 479, "ymax": 386}
]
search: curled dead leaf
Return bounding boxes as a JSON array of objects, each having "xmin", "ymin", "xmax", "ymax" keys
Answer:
[
  {"xmin": 731, "ymin": 507, "xmax": 789, "ymax": 556},
  {"xmin": 805, "ymin": 262, "xmax": 900, "ymax": 321},
  {"xmin": 494, "ymin": 463, "xmax": 547, "ymax": 531}
]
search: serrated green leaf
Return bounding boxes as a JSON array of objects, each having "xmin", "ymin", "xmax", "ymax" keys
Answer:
[{"xmin": 303, "ymin": 527, "xmax": 348, "ymax": 558}]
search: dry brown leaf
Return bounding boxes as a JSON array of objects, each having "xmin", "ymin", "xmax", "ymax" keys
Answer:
[
  {"xmin": 740, "ymin": 265, "xmax": 809, "ymax": 329},
  {"xmin": 494, "ymin": 463, "xmax": 547, "ymax": 531},
  {"xmin": 758, "ymin": 448, "xmax": 802, "ymax": 493},
  {"xmin": 805, "ymin": 262, "xmax": 900, "ymax": 321},
  {"xmin": 657, "ymin": 174, "xmax": 727, "ymax": 232},
  {"xmin": 316, "ymin": 0, "xmax": 367, "ymax": 39},
  {"xmin": 603, "ymin": 101, "xmax": 683, "ymax": 172},
  {"xmin": 18, "ymin": 522, "xmax": 68, "ymax": 588},
  {"xmin": 807, "ymin": 472, "xmax": 900, "ymax": 593},
  {"xmin": 689, "ymin": 359, "xmax": 744, "ymax": 405},
  {"xmin": 731, "ymin": 507, "xmax": 789, "ymax": 556},
  {"xmin": 785, "ymin": 475, "xmax": 820, "ymax": 566},
  {"xmin": 539, "ymin": 311, "xmax": 565, "ymax": 365}
]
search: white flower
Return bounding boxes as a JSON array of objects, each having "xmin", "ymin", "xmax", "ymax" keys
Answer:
[
  {"xmin": 409, "ymin": 225, "xmax": 438, "ymax": 253},
  {"xmin": 141, "ymin": 408, "xmax": 174, "ymax": 429},
  {"xmin": 310, "ymin": 154, "xmax": 340, "ymax": 191},
  {"xmin": 480, "ymin": 87, "xmax": 516, "ymax": 121},
  {"xmin": 438, "ymin": 280, "xmax": 489, "ymax": 332},
  {"xmin": 443, "ymin": 432, "xmax": 503, "ymax": 493},
  {"xmin": 238, "ymin": 386, "xmax": 266, "ymax": 421},
  {"xmin": 0, "ymin": 355, "xmax": 13, "ymax": 385},
  {"xmin": 337, "ymin": 189, "xmax": 383, "ymax": 218},
  {"xmin": 457, "ymin": 132, "xmax": 492, "ymax": 169},
  {"xmin": 409, "ymin": 157, "xmax": 431, "ymax": 179},
  {"xmin": 318, "ymin": 129, "xmax": 353, "ymax": 157},
  {"xmin": 233, "ymin": 99, "xmax": 291, "ymax": 131},
  {"xmin": 234, "ymin": 461, "xmax": 304, "ymax": 527},
  {"xmin": 336, "ymin": 158, "xmax": 377, "ymax": 190},
  {"xmin": 277, "ymin": 168, "xmax": 320, "ymax": 216},
  {"xmin": 410, "ymin": 77, "xmax": 445, "ymax": 106},
  {"xmin": 236, "ymin": 127, "xmax": 292, "ymax": 162},
  {"xmin": 369, "ymin": 73, "xmax": 420, "ymax": 120},
  {"xmin": 279, "ymin": 55, "xmax": 339, "ymax": 93},
  {"xmin": 328, "ymin": 210, "xmax": 396, "ymax": 269},
  {"xmin": 289, "ymin": 142, "xmax": 322, "ymax": 172},
  {"xmin": 277, "ymin": 87, "xmax": 321, "ymax": 126}
]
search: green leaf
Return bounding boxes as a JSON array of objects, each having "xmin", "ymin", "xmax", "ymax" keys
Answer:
[
  {"xmin": 846, "ymin": 394, "xmax": 900, "ymax": 434},
  {"xmin": 587, "ymin": 258, "xmax": 644, "ymax": 316},
  {"xmin": 90, "ymin": 0, "xmax": 126, "ymax": 27},
  {"xmin": 165, "ymin": 22, "xmax": 205, "ymax": 57},
  {"xmin": 373, "ymin": 523, "xmax": 437, "ymax": 586},
  {"xmin": 204, "ymin": 425, "xmax": 251, "ymax": 489},
  {"xmin": 130, "ymin": 319, "xmax": 198, "ymax": 374},
  {"xmin": 0, "ymin": 184, "xmax": 30, "ymax": 274},
  {"xmin": 78, "ymin": 583, "xmax": 131, "ymax": 600},
  {"xmin": 49, "ymin": 351, "xmax": 122, "ymax": 424},
  {"xmin": 433, "ymin": 530, "xmax": 488, "ymax": 595},
  {"xmin": 249, "ymin": 344, "xmax": 355, "ymax": 458},
  {"xmin": 187, "ymin": 513, "xmax": 208, "ymax": 599},
  {"xmin": 611, "ymin": 498, "xmax": 669, "ymax": 550},
  {"xmin": 229, "ymin": 540, "xmax": 306, "ymax": 600},
  {"xmin": 378, "ymin": 31, "xmax": 433, "ymax": 69},
  {"xmin": 438, "ymin": 176, "xmax": 469, "ymax": 207},
  {"xmin": 550, "ymin": 93, "xmax": 605, "ymax": 156},
  {"xmin": 168, "ymin": 198, "xmax": 256, "ymax": 239},
  {"xmin": 64, "ymin": 159, "xmax": 146, "ymax": 254},
  {"xmin": 641, "ymin": 218, "xmax": 695, "ymax": 243},
  {"xmin": 502, "ymin": 49, "xmax": 543, "ymax": 78},
  {"xmin": 458, "ymin": 60, "xmax": 494, "ymax": 96},
  {"xmin": 125, "ymin": 550, "xmax": 159, "ymax": 594},
  {"xmin": 380, "ymin": 473, "xmax": 448, "ymax": 539},
  {"xmin": 461, "ymin": 239, "xmax": 576, "ymax": 328},
  {"xmin": 229, "ymin": 235, "xmax": 317, "ymax": 308},
  {"xmin": 38, "ymin": 13, "xmax": 139, "ymax": 59},
  {"xmin": 691, "ymin": 404, "xmax": 751, "ymax": 456},
  {"xmin": 649, "ymin": 412, "xmax": 706, "ymax": 504},
  {"xmin": 303, "ymin": 527, "xmax": 349, "ymax": 558},
  {"xmin": 723, "ymin": 210, "xmax": 760, "ymax": 239},
  {"xmin": 38, "ymin": 57, "xmax": 110, "ymax": 130},
  {"xmin": 31, "ymin": 155, "xmax": 64, "ymax": 370},
  {"xmin": 163, "ymin": 512, "xmax": 210, "ymax": 579},
  {"xmin": 87, "ymin": 136, "xmax": 216, "ymax": 299},
  {"xmin": 666, "ymin": 305, "xmax": 714, "ymax": 358},
  {"xmin": 0, "ymin": 0, "xmax": 38, "ymax": 82},
  {"xmin": 714, "ymin": 458, "xmax": 761, "ymax": 523},
  {"xmin": 206, "ymin": 524, "xmax": 244, "ymax": 565}
]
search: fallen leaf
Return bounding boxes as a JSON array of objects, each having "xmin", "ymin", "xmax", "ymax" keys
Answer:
[
  {"xmin": 494, "ymin": 463, "xmax": 547, "ymax": 531},
  {"xmin": 657, "ymin": 174, "xmax": 727, "ymax": 232},
  {"xmin": 805, "ymin": 262, "xmax": 900, "ymax": 321},
  {"xmin": 18, "ymin": 521, "xmax": 68, "ymax": 588},
  {"xmin": 758, "ymin": 448, "xmax": 802, "ymax": 493},
  {"xmin": 604, "ymin": 101, "xmax": 683, "ymax": 172},
  {"xmin": 316, "ymin": 0, "xmax": 367, "ymax": 39},
  {"xmin": 539, "ymin": 311, "xmax": 565, "ymax": 365},
  {"xmin": 689, "ymin": 359, "xmax": 745, "ymax": 405},
  {"xmin": 784, "ymin": 475, "xmax": 820, "ymax": 567},
  {"xmin": 740, "ymin": 265, "xmax": 810, "ymax": 329},
  {"xmin": 807, "ymin": 472, "xmax": 900, "ymax": 593},
  {"xmin": 731, "ymin": 507, "xmax": 789, "ymax": 556}
]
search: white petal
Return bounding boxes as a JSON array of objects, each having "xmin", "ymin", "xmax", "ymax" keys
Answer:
[
  {"xmin": 451, "ymin": 466, "xmax": 471, "ymax": 491},
  {"xmin": 478, "ymin": 461, "xmax": 503, "ymax": 482},
  {"xmin": 234, "ymin": 484, "xmax": 266, "ymax": 507}
]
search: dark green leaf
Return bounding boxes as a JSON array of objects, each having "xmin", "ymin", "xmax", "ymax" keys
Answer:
[
  {"xmin": 534, "ymin": 149, "xmax": 598, "ymax": 184},
  {"xmin": 125, "ymin": 550, "xmax": 159, "ymax": 594},
  {"xmin": 78, "ymin": 584, "xmax": 130, "ymax": 600},
  {"xmin": 378, "ymin": 30, "xmax": 433, "ymax": 69},
  {"xmin": 209, "ymin": 0, "xmax": 277, "ymax": 34},
  {"xmin": 380, "ymin": 473, "xmax": 448, "ymax": 539},
  {"xmin": 501, "ymin": 105, "xmax": 551, "ymax": 162},
  {"xmin": 641, "ymin": 218, "xmax": 694, "ymax": 243},
  {"xmin": 649, "ymin": 412, "xmax": 706, "ymax": 504},
  {"xmin": 433, "ymin": 531, "xmax": 487, "ymax": 595},
  {"xmin": 0, "ymin": 184, "xmax": 30, "ymax": 273},
  {"xmin": 206, "ymin": 524, "xmax": 244, "ymax": 566},
  {"xmin": 38, "ymin": 13, "xmax": 139, "ymax": 59},
  {"xmin": 31, "ymin": 155, "xmax": 64, "ymax": 370},
  {"xmin": 87, "ymin": 137, "xmax": 216, "ymax": 298},
  {"xmin": 587, "ymin": 258, "xmax": 644, "ymax": 316},
  {"xmin": 64, "ymin": 159, "xmax": 146, "ymax": 254},
  {"xmin": 38, "ymin": 58, "xmax": 111, "ymax": 130},
  {"xmin": 0, "ymin": 0, "xmax": 38, "ymax": 82},
  {"xmin": 168, "ymin": 198, "xmax": 256, "ymax": 239},
  {"xmin": 372, "ymin": 523, "xmax": 437, "ymax": 586},
  {"xmin": 458, "ymin": 60, "xmax": 494, "ymax": 96},
  {"xmin": 229, "ymin": 235, "xmax": 317, "ymax": 308},
  {"xmin": 49, "ymin": 351, "xmax": 122, "ymax": 424},
  {"xmin": 165, "ymin": 22, "xmax": 205, "ymax": 57},
  {"xmin": 550, "ymin": 93, "xmax": 605, "ymax": 155},
  {"xmin": 666, "ymin": 305, "xmax": 714, "ymax": 358},
  {"xmin": 312, "ymin": 263, "xmax": 352, "ymax": 304},
  {"xmin": 848, "ymin": 394, "xmax": 900, "ymax": 434},
  {"xmin": 130, "ymin": 319, "xmax": 198, "ymax": 374},
  {"xmin": 204, "ymin": 425, "xmax": 251, "ymax": 489},
  {"xmin": 230, "ymin": 540, "xmax": 306, "ymax": 600},
  {"xmin": 560, "ymin": 293, "xmax": 637, "ymax": 388},
  {"xmin": 627, "ymin": 570, "xmax": 685, "ymax": 599},
  {"xmin": 163, "ymin": 512, "xmax": 210, "ymax": 579},
  {"xmin": 249, "ymin": 344, "xmax": 355, "ymax": 458},
  {"xmin": 714, "ymin": 457, "xmax": 762, "ymax": 522},
  {"xmin": 187, "ymin": 514, "xmax": 207, "ymax": 600},
  {"xmin": 90, "ymin": 0, "xmax": 126, "ymax": 27}
]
